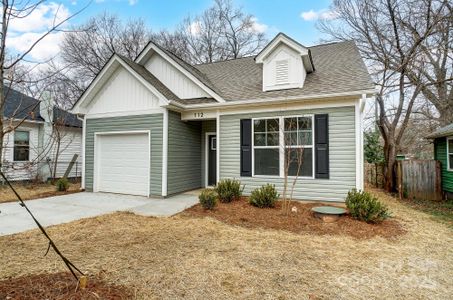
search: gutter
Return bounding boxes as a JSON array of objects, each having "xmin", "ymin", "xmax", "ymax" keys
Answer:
[{"xmin": 166, "ymin": 89, "xmax": 376, "ymax": 111}]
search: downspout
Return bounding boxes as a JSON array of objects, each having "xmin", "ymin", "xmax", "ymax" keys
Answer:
[{"xmin": 77, "ymin": 114, "xmax": 86, "ymax": 190}]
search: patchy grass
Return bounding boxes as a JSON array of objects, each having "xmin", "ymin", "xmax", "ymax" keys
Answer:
[
  {"xmin": 0, "ymin": 181, "xmax": 81, "ymax": 203},
  {"xmin": 398, "ymin": 196, "xmax": 453, "ymax": 228},
  {"xmin": 183, "ymin": 197, "xmax": 405, "ymax": 240},
  {"xmin": 0, "ymin": 188, "xmax": 452, "ymax": 299}
]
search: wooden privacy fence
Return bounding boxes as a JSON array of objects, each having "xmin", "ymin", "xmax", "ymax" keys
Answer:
[{"xmin": 396, "ymin": 160, "xmax": 442, "ymax": 201}]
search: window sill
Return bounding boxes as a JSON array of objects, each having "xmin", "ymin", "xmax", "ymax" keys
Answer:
[{"xmin": 249, "ymin": 175, "xmax": 315, "ymax": 180}]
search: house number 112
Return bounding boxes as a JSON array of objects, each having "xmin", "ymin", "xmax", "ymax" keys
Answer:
[{"xmin": 194, "ymin": 112, "xmax": 204, "ymax": 118}]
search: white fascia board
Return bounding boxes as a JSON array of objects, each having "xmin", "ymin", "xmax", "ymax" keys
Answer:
[
  {"xmin": 72, "ymin": 55, "xmax": 169, "ymax": 115},
  {"xmin": 167, "ymin": 89, "xmax": 376, "ymax": 111},
  {"xmin": 136, "ymin": 43, "xmax": 225, "ymax": 103},
  {"xmin": 256, "ymin": 34, "xmax": 308, "ymax": 64}
]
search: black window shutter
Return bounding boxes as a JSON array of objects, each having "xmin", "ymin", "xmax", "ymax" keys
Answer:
[
  {"xmin": 240, "ymin": 119, "xmax": 252, "ymax": 177},
  {"xmin": 315, "ymin": 114, "xmax": 329, "ymax": 179}
]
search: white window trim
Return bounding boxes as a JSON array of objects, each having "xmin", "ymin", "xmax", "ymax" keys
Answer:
[
  {"xmin": 447, "ymin": 136, "xmax": 453, "ymax": 172},
  {"xmin": 13, "ymin": 129, "xmax": 31, "ymax": 162},
  {"xmin": 251, "ymin": 115, "xmax": 315, "ymax": 179}
]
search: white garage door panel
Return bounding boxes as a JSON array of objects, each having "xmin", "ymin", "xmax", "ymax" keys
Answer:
[{"xmin": 96, "ymin": 133, "xmax": 149, "ymax": 196}]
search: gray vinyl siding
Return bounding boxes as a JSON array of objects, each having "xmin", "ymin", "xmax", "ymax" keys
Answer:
[
  {"xmin": 167, "ymin": 111, "xmax": 202, "ymax": 195},
  {"xmin": 201, "ymin": 120, "xmax": 216, "ymax": 186},
  {"xmin": 85, "ymin": 114, "xmax": 163, "ymax": 196},
  {"xmin": 219, "ymin": 106, "xmax": 356, "ymax": 202}
]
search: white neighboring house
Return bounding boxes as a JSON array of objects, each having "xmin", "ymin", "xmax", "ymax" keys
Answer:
[{"xmin": 1, "ymin": 88, "xmax": 83, "ymax": 181}]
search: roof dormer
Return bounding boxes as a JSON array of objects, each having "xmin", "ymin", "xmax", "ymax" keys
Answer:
[{"xmin": 255, "ymin": 33, "xmax": 314, "ymax": 92}]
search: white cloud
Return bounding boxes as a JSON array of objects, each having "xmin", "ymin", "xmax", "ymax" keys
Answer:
[
  {"xmin": 9, "ymin": 2, "xmax": 70, "ymax": 33},
  {"xmin": 6, "ymin": 2, "xmax": 71, "ymax": 62},
  {"xmin": 128, "ymin": 0, "xmax": 138, "ymax": 5},
  {"xmin": 7, "ymin": 31, "xmax": 65, "ymax": 61},
  {"xmin": 300, "ymin": 9, "xmax": 337, "ymax": 21},
  {"xmin": 188, "ymin": 21, "xmax": 202, "ymax": 36},
  {"xmin": 250, "ymin": 17, "xmax": 268, "ymax": 33}
]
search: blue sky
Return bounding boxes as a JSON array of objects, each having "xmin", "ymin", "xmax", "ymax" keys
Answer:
[
  {"xmin": 71, "ymin": 0, "xmax": 333, "ymax": 45},
  {"xmin": 8, "ymin": 0, "xmax": 334, "ymax": 62}
]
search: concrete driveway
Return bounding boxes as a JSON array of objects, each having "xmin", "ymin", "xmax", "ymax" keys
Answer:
[{"xmin": 0, "ymin": 192, "xmax": 199, "ymax": 236}]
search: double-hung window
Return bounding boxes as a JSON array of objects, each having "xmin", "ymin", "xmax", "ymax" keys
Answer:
[
  {"xmin": 14, "ymin": 131, "xmax": 30, "ymax": 161},
  {"xmin": 448, "ymin": 137, "xmax": 453, "ymax": 171},
  {"xmin": 253, "ymin": 118, "xmax": 280, "ymax": 175},
  {"xmin": 252, "ymin": 115, "xmax": 314, "ymax": 177},
  {"xmin": 284, "ymin": 116, "xmax": 314, "ymax": 177}
]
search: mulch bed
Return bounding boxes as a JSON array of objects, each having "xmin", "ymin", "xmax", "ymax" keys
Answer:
[
  {"xmin": 0, "ymin": 272, "xmax": 132, "ymax": 299},
  {"xmin": 183, "ymin": 197, "xmax": 406, "ymax": 240}
]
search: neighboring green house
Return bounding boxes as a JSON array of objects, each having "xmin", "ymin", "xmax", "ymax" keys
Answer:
[{"xmin": 427, "ymin": 124, "xmax": 453, "ymax": 200}]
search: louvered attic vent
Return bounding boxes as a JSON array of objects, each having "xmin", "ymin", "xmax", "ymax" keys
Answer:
[{"xmin": 275, "ymin": 60, "xmax": 289, "ymax": 84}]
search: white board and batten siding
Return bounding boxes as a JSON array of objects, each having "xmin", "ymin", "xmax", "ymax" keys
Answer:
[
  {"xmin": 219, "ymin": 106, "xmax": 357, "ymax": 202},
  {"xmin": 144, "ymin": 54, "xmax": 210, "ymax": 99},
  {"xmin": 86, "ymin": 66, "xmax": 163, "ymax": 117},
  {"xmin": 1, "ymin": 123, "xmax": 40, "ymax": 181}
]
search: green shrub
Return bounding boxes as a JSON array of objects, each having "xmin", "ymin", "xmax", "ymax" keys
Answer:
[
  {"xmin": 199, "ymin": 189, "xmax": 217, "ymax": 210},
  {"xmin": 215, "ymin": 178, "xmax": 244, "ymax": 203},
  {"xmin": 249, "ymin": 184, "xmax": 279, "ymax": 208},
  {"xmin": 345, "ymin": 189, "xmax": 390, "ymax": 223},
  {"xmin": 55, "ymin": 178, "xmax": 69, "ymax": 192}
]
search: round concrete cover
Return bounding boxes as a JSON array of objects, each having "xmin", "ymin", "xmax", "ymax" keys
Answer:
[{"xmin": 311, "ymin": 206, "xmax": 346, "ymax": 215}]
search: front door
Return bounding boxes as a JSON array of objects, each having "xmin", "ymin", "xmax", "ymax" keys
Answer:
[{"xmin": 208, "ymin": 135, "xmax": 217, "ymax": 186}]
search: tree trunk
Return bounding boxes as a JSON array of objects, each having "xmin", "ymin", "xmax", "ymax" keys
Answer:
[
  {"xmin": 383, "ymin": 140, "xmax": 397, "ymax": 192},
  {"xmin": 438, "ymin": 105, "xmax": 453, "ymax": 127}
]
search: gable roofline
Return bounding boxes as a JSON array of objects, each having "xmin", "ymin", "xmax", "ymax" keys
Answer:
[
  {"xmin": 426, "ymin": 123, "xmax": 453, "ymax": 139},
  {"xmin": 135, "ymin": 41, "xmax": 226, "ymax": 103},
  {"xmin": 255, "ymin": 32, "xmax": 315, "ymax": 72},
  {"xmin": 71, "ymin": 54, "xmax": 169, "ymax": 115}
]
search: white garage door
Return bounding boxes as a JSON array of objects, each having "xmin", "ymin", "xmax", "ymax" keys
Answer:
[{"xmin": 95, "ymin": 132, "xmax": 149, "ymax": 196}]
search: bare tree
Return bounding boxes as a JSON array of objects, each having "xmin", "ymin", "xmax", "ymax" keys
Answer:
[
  {"xmin": 403, "ymin": 1, "xmax": 453, "ymax": 126},
  {"xmin": 58, "ymin": 12, "xmax": 152, "ymax": 105},
  {"xmin": 215, "ymin": 0, "xmax": 267, "ymax": 60},
  {"xmin": 319, "ymin": 0, "xmax": 446, "ymax": 191},
  {"xmin": 152, "ymin": 0, "xmax": 267, "ymax": 64},
  {"xmin": 281, "ymin": 117, "xmax": 306, "ymax": 215},
  {"xmin": 0, "ymin": 1, "xmax": 86, "ymax": 178}
]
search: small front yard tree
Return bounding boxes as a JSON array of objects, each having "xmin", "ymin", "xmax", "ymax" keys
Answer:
[{"xmin": 281, "ymin": 117, "xmax": 310, "ymax": 215}]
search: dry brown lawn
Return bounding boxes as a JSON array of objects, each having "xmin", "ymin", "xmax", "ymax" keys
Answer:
[
  {"xmin": 0, "ymin": 188, "xmax": 452, "ymax": 299},
  {"xmin": 0, "ymin": 181, "xmax": 81, "ymax": 203}
]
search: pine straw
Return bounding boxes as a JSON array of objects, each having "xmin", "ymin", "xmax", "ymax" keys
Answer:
[
  {"xmin": 0, "ymin": 182, "xmax": 81, "ymax": 203},
  {"xmin": 0, "ymin": 188, "xmax": 452, "ymax": 299},
  {"xmin": 0, "ymin": 272, "xmax": 131, "ymax": 299},
  {"xmin": 182, "ymin": 197, "xmax": 405, "ymax": 240}
]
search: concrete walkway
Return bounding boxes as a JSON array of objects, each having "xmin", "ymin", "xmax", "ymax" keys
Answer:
[{"xmin": 0, "ymin": 191, "xmax": 199, "ymax": 236}]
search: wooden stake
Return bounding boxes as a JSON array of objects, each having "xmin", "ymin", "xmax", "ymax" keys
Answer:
[{"xmin": 79, "ymin": 276, "xmax": 88, "ymax": 289}]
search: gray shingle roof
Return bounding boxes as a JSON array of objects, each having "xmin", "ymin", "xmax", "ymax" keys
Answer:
[
  {"xmin": 194, "ymin": 41, "xmax": 374, "ymax": 102},
  {"xmin": 4, "ymin": 87, "xmax": 82, "ymax": 127},
  {"xmin": 151, "ymin": 43, "xmax": 221, "ymax": 96},
  {"xmin": 426, "ymin": 124, "xmax": 453, "ymax": 139},
  {"xmin": 53, "ymin": 107, "xmax": 82, "ymax": 128},
  {"xmin": 3, "ymin": 88, "xmax": 44, "ymax": 121}
]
